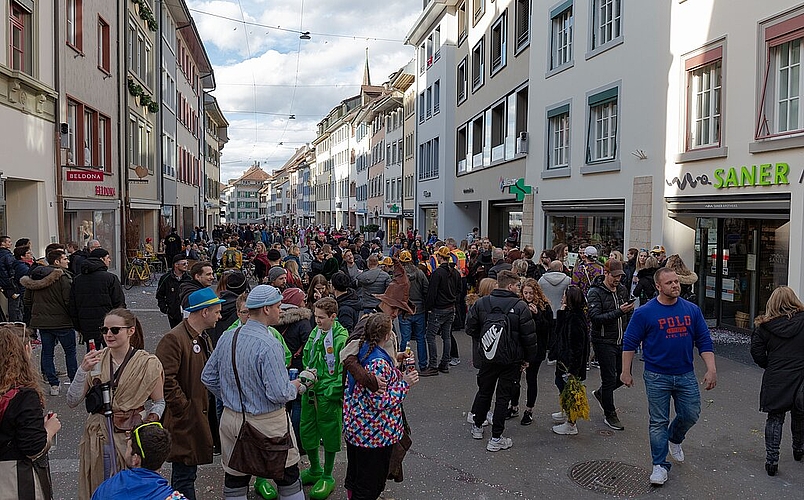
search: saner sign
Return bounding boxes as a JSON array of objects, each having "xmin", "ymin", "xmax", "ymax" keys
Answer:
[{"xmin": 712, "ymin": 163, "xmax": 789, "ymax": 189}]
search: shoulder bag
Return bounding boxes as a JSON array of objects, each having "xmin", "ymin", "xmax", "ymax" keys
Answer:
[{"xmin": 227, "ymin": 327, "xmax": 293, "ymax": 479}]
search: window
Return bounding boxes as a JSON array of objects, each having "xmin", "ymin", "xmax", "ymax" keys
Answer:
[
  {"xmin": 471, "ymin": 116, "xmax": 484, "ymax": 162},
  {"xmin": 491, "ymin": 102, "xmax": 506, "ymax": 151},
  {"xmin": 426, "ymin": 87, "xmax": 432, "ymax": 118},
  {"xmin": 550, "ymin": 2, "xmax": 573, "ymax": 70},
  {"xmin": 434, "ymin": 80, "xmax": 440, "ymax": 114},
  {"xmin": 515, "ymin": 0, "xmax": 530, "ymax": 51},
  {"xmin": 418, "ymin": 137, "xmax": 439, "ymax": 180},
  {"xmin": 98, "ymin": 116, "xmax": 108, "ymax": 171},
  {"xmin": 162, "ymin": 70, "xmax": 176, "ymax": 111},
  {"xmin": 686, "ymin": 48, "xmax": 722, "ymax": 150},
  {"xmin": 67, "ymin": 101, "xmax": 78, "ymax": 164},
  {"xmin": 473, "ymin": 0, "xmax": 485, "ymax": 23},
  {"xmin": 457, "ymin": 57, "xmax": 468, "ymax": 104},
  {"xmin": 586, "ymin": 88, "xmax": 618, "ymax": 163},
  {"xmin": 419, "ymin": 92, "xmax": 425, "ymax": 123},
  {"xmin": 128, "ymin": 21, "xmax": 153, "ymax": 88},
  {"xmin": 547, "ymin": 105, "xmax": 570, "ymax": 169},
  {"xmin": 83, "ymin": 109, "xmax": 94, "ymax": 166},
  {"xmin": 592, "ymin": 0, "xmax": 621, "ymax": 50},
  {"xmin": 472, "ymin": 38, "xmax": 484, "ymax": 91},
  {"xmin": 491, "ymin": 13, "xmax": 507, "ymax": 75},
  {"xmin": 67, "ymin": 0, "xmax": 82, "ymax": 50},
  {"xmin": 419, "ymin": 44, "xmax": 426, "ymax": 73},
  {"xmin": 97, "ymin": 17, "xmax": 110, "ymax": 72},
  {"xmin": 457, "ymin": 125, "xmax": 468, "ymax": 173},
  {"xmin": 458, "ymin": 2, "xmax": 467, "ymax": 44},
  {"xmin": 9, "ymin": 2, "xmax": 32, "ymax": 75}
]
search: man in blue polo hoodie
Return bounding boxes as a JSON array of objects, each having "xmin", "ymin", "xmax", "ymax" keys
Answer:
[{"xmin": 621, "ymin": 267, "xmax": 717, "ymax": 487}]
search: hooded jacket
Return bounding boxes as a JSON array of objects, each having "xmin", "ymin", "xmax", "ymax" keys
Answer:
[
  {"xmin": 275, "ymin": 305, "xmax": 314, "ymax": 370},
  {"xmin": 425, "ymin": 262, "xmax": 460, "ymax": 311},
  {"xmin": 335, "ymin": 289, "xmax": 363, "ymax": 333},
  {"xmin": 465, "ymin": 288, "xmax": 538, "ymax": 365},
  {"xmin": 69, "ymin": 257, "xmax": 125, "ymax": 338},
  {"xmin": 539, "ymin": 271, "xmax": 572, "ymax": 319},
  {"xmin": 21, "ymin": 265, "xmax": 72, "ymax": 329},
  {"xmin": 751, "ymin": 311, "xmax": 804, "ymax": 413},
  {"xmin": 587, "ymin": 275, "xmax": 631, "ymax": 345},
  {"xmin": 356, "ymin": 267, "xmax": 392, "ymax": 310},
  {"xmin": 403, "ymin": 263, "xmax": 429, "ymax": 314}
]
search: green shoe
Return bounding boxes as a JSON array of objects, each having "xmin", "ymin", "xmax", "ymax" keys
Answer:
[
  {"xmin": 300, "ymin": 467, "xmax": 323, "ymax": 485},
  {"xmin": 309, "ymin": 476, "xmax": 336, "ymax": 500},
  {"xmin": 254, "ymin": 477, "xmax": 278, "ymax": 500}
]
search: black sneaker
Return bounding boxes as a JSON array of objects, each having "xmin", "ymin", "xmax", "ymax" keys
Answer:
[
  {"xmin": 505, "ymin": 406, "xmax": 519, "ymax": 420},
  {"xmin": 520, "ymin": 410, "xmax": 533, "ymax": 426},
  {"xmin": 592, "ymin": 389, "xmax": 604, "ymax": 412},
  {"xmin": 420, "ymin": 367, "xmax": 440, "ymax": 377},
  {"xmin": 766, "ymin": 462, "xmax": 778, "ymax": 476},
  {"xmin": 438, "ymin": 364, "xmax": 449, "ymax": 374},
  {"xmin": 604, "ymin": 413, "xmax": 624, "ymax": 431},
  {"xmin": 794, "ymin": 449, "xmax": 803, "ymax": 461}
]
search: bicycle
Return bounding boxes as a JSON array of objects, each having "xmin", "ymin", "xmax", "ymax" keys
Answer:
[{"xmin": 124, "ymin": 258, "xmax": 155, "ymax": 289}]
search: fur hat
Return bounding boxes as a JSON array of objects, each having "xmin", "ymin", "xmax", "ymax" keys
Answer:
[{"xmin": 373, "ymin": 258, "xmax": 415, "ymax": 315}]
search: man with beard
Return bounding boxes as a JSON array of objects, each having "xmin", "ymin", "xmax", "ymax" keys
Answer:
[{"xmin": 180, "ymin": 261, "xmax": 215, "ymax": 314}]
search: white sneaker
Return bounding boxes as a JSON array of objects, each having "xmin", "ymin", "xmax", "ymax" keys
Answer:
[
  {"xmin": 650, "ymin": 465, "xmax": 668, "ymax": 485},
  {"xmin": 668, "ymin": 441, "xmax": 685, "ymax": 462},
  {"xmin": 483, "ymin": 410, "xmax": 493, "ymax": 426},
  {"xmin": 551, "ymin": 411, "xmax": 567, "ymax": 423},
  {"xmin": 552, "ymin": 422, "xmax": 578, "ymax": 435},
  {"xmin": 449, "ymin": 358, "xmax": 461, "ymax": 366},
  {"xmin": 486, "ymin": 436, "xmax": 513, "ymax": 452},
  {"xmin": 49, "ymin": 385, "xmax": 59, "ymax": 396},
  {"xmin": 467, "ymin": 412, "xmax": 475, "ymax": 424},
  {"xmin": 471, "ymin": 425, "xmax": 484, "ymax": 440}
]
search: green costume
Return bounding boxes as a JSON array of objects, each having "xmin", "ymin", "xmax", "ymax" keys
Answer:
[{"xmin": 300, "ymin": 319, "xmax": 348, "ymax": 499}]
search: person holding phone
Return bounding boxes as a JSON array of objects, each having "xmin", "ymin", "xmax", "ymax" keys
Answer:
[{"xmin": 587, "ymin": 259, "xmax": 635, "ymax": 432}]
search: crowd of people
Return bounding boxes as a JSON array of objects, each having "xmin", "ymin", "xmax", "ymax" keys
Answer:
[{"xmin": 0, "ymin": 225, "xmax": 802, "ymax": 499}]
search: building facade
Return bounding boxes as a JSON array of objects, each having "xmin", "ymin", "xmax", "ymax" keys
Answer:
[
  {"xmin": 203, "ymin": 93, "xmax": 228, "ymax": 230},
  {"xmin": 228, "ymin": 163, "xmax": 268, "ymax": 225}
]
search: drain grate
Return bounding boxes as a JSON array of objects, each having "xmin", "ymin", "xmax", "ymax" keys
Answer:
[{"xmin": 569, "ymin": 460, "xmax": 654, "ymax": 497}]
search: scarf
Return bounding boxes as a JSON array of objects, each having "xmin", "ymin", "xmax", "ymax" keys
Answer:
[{"xmin": 310, "ymin": 327, "xmax": 337, "ymax": 375}]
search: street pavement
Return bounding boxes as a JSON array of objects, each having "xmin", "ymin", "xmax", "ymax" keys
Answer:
[{"xmin": 40, "ymin": 283, "xmax": 804, "ymax": 499}]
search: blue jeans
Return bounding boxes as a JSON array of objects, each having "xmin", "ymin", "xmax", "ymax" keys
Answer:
[
  {"xmin": 426, "ymin": 308, "xmax": 454, "ymax": 368},
  {"xmin": 172, "ymin": 462, "xmax": 198, "ymax": 500},
  {"xmin": 398, "ymin": 312, "xmax": 427, "ymax": 370},
  {"xmin": 643, "ymin": 370, "xmax": 701, "ymax": 470},
  {"xmin": 40, "ymin": 328, "xmax": 78, "ymax": 387}
]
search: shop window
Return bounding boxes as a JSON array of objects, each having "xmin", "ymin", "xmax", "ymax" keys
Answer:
[
  {"xmin": 550, "ymin": 1, "xmax": 573, "ymax": 71},
  {"xmin": 491, "ymin": 12, "xmax": 507, "ymax": 75},
  {"xmin": 586, "ymin": 87, "xmax": 618, "ymax": 163},
  {"xmin": 67, "ymin": 0, "xmax": 83, "ymax": 51},
  {"xmin": 547, "ymin": 104, "xmax": 570, "ymax": 169},
  {"xmin": 472, "ymin": 37, "xmax": 484, "ymax": 91},
  {"xmin": 515, "ymin": 0, "xmax": 530, "ymax": 51},
  {"xmin": 457, "ymin": 57, "xmax": 468, "ymax": 104},
  {"xmin": 685, "ymin": 47, "xmax": 722, "ymax": 150},
  {"xmin": 591, "ymin": 0, "xmax": 621, "ymax": 51},
  {"xmin": 546, "ymin": 212, "xmax": 624, "ymax": 258},
  {"xmin": 9, "ymin": 1, "xmax": 32, "ymax": 75}
]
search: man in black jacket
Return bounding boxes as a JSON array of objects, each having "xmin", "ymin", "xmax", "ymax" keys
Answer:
[
  {"xmin": 465, "ymin": 270, "xmax": 537, "ymax": 452},
  {"xmin": 587, "ymin": 259, "xmax": 635, "ymax": 431},
  {"xmin": 69, "ymin": 248, "xmax": 126, "ymax": 350},
  {"xmin": 0, "ymin": 235, "xmax": 18, "ymax": 320},
  {"xmin": 179, "ymin": 261, "xmax": 215, "ymax": 313},
  {"xmin": 421, "ymin": 246, "xmax": 461, "ymax": 376},
  {"xmin": 487, "ymin": 247, "xmax": 512, "ymax": 280},
  {"xmin": 156, "ymin": 255, "xmax": 191, "ymax": 327}
]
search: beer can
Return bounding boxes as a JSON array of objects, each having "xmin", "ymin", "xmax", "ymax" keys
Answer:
[
  {"xmin": 289, "ymin": 368, "xmax": 299, "ymax": 380},
  {"xmin": 88, "ymin": 339, "xmax": 96, "ymax": 352}
]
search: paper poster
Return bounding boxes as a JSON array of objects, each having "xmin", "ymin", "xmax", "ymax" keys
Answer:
[
  {"xmin": 721, "ymin": 278, "xmax": 735, "ymax": 302},
  {"xmin": 705, "ymin": 276, "xmax": 716, "ymax": 299},
  {"xmin": 747, "ymin": 254, "xmax": 756, "ymax": 271}
]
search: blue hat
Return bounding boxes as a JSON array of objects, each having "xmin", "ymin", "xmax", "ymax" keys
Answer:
[
  {"xmin": 185, "ymin": 288, "xmax": 224, "ymax": 312},
  {"xmin": 246, "ymin": 285, "xmax": 283, "ymax": 309}
]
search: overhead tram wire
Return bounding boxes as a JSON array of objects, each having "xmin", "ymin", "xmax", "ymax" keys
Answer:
[{"xmin": 235, "ymin": 0, "xmax": 259, "ymax": 161}]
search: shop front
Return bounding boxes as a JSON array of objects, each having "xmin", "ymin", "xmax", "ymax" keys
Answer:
[
  {"xmin": 667, "ymin": 195, "xmax": 790, "ymax": 330},
  {"xmin": 488, "ymin": 201, "xmax": 523, "ymax": 247},
  {"xmin": 541, "ymin": 199, "xmax": 626, "ymax": 262},
  {"xmin": 421, "ymin": 206, "xmax": 439, "ymax": 238}
]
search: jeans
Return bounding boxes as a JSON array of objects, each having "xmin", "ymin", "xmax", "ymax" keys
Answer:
[
  {"xmin": 643, "ymin": 370, "xmax": 701, "ymax": 470},
  {"xmin": 40, "ymin": 329, "xmax": 78, "ymax": 387},
  {"xmin": 172, "ymin": 462, "xmax": 198, "ymax": 500},
  {"xmin": 7, "ymin": 295, "xmax": 23, "ymax": 322},
  {"xmin": 426, "ymin": 308, "xmax": 454, "ymax": 368},
  {"xmin": 592, "ymin": 341, "xmax": 624, "ymax": 416},
  {"xmin": 471, "ymin": 363, "xmax": 520, "ymax": 438},
  {"xmin": 398, "ymin": 312, "xmax": 428, "ymax": 370},
  {"xmin": 765, "ymin": 409, "xmax": 804, "ymax": 464}
]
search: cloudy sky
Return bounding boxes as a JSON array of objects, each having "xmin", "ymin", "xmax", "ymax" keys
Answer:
[{"xmin": 186, "ymin": 0, "xmax": 422, "ymax": 182}]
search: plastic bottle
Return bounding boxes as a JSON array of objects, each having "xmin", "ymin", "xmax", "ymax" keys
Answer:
[{"xmin": 404, "ymin": 347, "xmax": 416, "ymax": 372}]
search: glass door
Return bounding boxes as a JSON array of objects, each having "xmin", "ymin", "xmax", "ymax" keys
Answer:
[{"xmin": 694, "ymin": 218, "xmax": 719, "ymax": 324}]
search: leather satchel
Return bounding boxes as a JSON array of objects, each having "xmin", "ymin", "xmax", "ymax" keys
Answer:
[{"xmin": 227, "ymin": 328, "xmax": 292, "ymax": 479}]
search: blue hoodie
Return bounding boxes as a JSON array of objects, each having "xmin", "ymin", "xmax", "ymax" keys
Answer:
[{"xmin": 91, "ymin": 468, "xmax": 185, "ymax": 500}]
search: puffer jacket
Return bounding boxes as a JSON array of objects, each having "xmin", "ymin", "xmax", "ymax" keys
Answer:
[
  {"xmin": 275, "ymin": 306, "xmax": 314, "ymax": 370},
  {"xmin": 356, "ymin": 267, "xmax": 392, "ymax": 310},
  {"xmin": 69, "ymin": 257, "xmax": 125, "ymax": 339},
  {"xmin": 21, "ymin": 265, "xmax": 72, "ymax": 329},
  {"xmin": 336, "ymin": 289, "xmax": 363, "ymax": 333},
  {"xmin": 465, "ymin": 288, "xmax": 538, "ymax": 365},
  {"xmin": 751, "ymin": 311, "xmax": 804, "ymax": 413},
  {"xmin": 587, "ymin": 275, "xmax": 631, "ymax": 345}
]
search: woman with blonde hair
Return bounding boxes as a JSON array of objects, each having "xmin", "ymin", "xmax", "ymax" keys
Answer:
[
  {"xmin": 751, "ymin": 286, "xmax": 804, "ymax": 476},
  {"xmin": 665, "ymin": 254, "xmax": 698, "ymax": 301},
  {"xmin": 284, "ymin": 259, "xmax": 304, "ymax": 289},
  {"xmin": 0, "ymin": 326, "xmax": 61, "ymax": 500},
  {"xmin": 67, "ymin": 308, "xmax": 164, "ymax": 498}
]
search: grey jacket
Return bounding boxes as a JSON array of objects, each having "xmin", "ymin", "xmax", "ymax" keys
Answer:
[
  {"xmin": 538, "ymin": 271, "xmax": 571, "ymax": 319},
  {"xmin": 403, "ymin": 263, "xmax": 429, "ymax": 314},
  {"xmin": 355, "ymin": 267, "xmax": 392, "ymax": 310}
]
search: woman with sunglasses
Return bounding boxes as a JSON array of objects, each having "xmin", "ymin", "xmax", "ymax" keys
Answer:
[
  {"xmin": 0, "ymin": 325, "xmax": 61, "ymax": 500},
  {"xmin": 67, "ymin": 308, "xmax": 164, "ymax": 500}
]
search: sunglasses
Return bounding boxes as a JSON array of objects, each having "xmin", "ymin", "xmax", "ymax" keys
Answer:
[
  {"xmin": 127, "ymin": 421, "xmax": 164, "ymax": 459},
  {"xmin": 99, "ymin": 326, "xmax": 130, "ymax": 335}
]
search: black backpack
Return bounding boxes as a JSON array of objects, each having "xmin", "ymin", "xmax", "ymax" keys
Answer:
[{"xmin": 476, "ymin": 297, "xmax": 521, "ymax": 365}]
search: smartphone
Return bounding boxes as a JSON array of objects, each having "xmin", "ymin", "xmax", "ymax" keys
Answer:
[{"xmin": 625, "ymin": 297, "xmax": 637, "ymax": 305}]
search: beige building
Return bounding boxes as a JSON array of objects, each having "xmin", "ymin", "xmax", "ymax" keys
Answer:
[{"xmin": 203, "ymin": 93, "xmax": 227, "ymax": 230}]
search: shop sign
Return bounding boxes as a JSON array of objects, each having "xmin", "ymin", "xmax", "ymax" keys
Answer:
[
  {"xmin": 667, "ymin": 163, "xmax": 792, "ymax": 190},
  {"xmin": 66, "ymin": 170, "xmax": 104, "ymax": 182},
  {"xmin": 95, "ymin": 186, "xmax": 116, "ymax": 197},
  {"xmin": 386, "ymin": 204, "xmax": 400, "ymax": 213},
  {"xmin": 501, "ymin": 178, "xmax": 533, "ymax": 202},
  {"xmin": 499, "ymin": 177, "xmax": 517, "ymax": 191}
]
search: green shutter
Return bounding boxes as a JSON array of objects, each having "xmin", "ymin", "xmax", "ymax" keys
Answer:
[
  {"xmin": 547, "ymin": 104, "xmax": 570, "ymax": 119},
  {"xmin": 588, "ymin": 87, "xmax": 619, "ymax": 106},
  {"xmin": 550, "ymin": 0, "xmax": 573, "ymax": 19}
]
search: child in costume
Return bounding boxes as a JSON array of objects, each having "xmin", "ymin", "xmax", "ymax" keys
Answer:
[{"xmin": 300, "ymin": 296, "xmax": 349, "ymax": 499}]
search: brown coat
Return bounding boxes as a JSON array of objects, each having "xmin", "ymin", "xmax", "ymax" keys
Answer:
[{"xmin": 155, "ymin": 320, "xmax": 213, "ymax": 465}]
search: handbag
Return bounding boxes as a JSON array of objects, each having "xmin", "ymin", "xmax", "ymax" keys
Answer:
[{"xmin": 227, "ymin": 328, "xmax": 293, "ymax": 479}]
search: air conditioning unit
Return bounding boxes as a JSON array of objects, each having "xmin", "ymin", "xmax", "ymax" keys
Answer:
[{"xmin": 516, "ymin": 131, "xmax": 528, "ymax": 154}]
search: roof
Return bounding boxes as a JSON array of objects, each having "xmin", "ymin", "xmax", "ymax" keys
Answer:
[{"xmin": 236, "ymin": 165, "xmax": 270, "ymax": 183}]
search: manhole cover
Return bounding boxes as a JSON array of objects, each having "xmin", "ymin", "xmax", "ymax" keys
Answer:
[{"xmin": 569, "ymin": 460, "xmax": 653, "ymax": 497}]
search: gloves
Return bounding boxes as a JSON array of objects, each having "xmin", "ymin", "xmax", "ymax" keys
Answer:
[{"xmin": 299, "ymin": 368, "xmax": 318, "ymax": 389}]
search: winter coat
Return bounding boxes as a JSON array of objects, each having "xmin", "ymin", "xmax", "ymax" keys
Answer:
[
  {"xmin": 356, "ymin": 268, "xmax": 392, "ymax": 310},
  {"xmin": 550, "ymin": 309, "xmax": 590, "ymax": 380},
  {"xmin": 678, "ymin": 271, "xmax": 699, "ymax": 300},
  {"xmin": 69, "ymin": 258, "xmax": 125, "ymax": 340},
  {"xmin": 179, "ymin": 279, "xmax": 205, "ymax": 310},
  {"xmin": 208, "ymin": 290, "xmax": 239, "ymax": 347},
  {"xmin": 487, "ymin": 261, "xmax": 512, "ymax": 281},
  {"xmin": 336, "ymin": 289, "xmax": 363, "ymax": 333},
  {"xmin": 10, "ymin": 259, "xmax": 29, "ymax": 293},
  {"xmin": 0, "ymin": 387, "xmax": 50, "ymax": 500},
  {"xmin": 155, "ymin": 271, "xmax": 191, "ymax": 324},
  {"xmin": 0, "ymin": 247, "xmax": 16, "ymax": 298},
  {"xmin": 403, "ymin": 263, "xmax": 429, "ymax": 314},
  {"xmin": 587, "ymin": 275, "xmax": 631, "ymax": 345},
  {"xmin": 751, "ymin": 311, "xmax": 804, "ymax": 413},
  {"xmin": 623, "ymin": 259, "xmax": 637, "ymax": 288},
  {"xmin": 21, "ymin": 266, "xmax": 72, "ymax": 329},
  {"xmin": 633, "ymin": 267, "xmax": 659, "ymax": 303},
  {"xmin": 465, "ymin": 288, "xmax": 538, "ymax": 365},
  {"xmin": 425, "ymin": 263, "xmax": 460, "ymax": 311},
  {"xmin": 155, "ymin": 320, "xmax": 213, "ymax": 466},
  {"xmin": 528, "ymin": 303, "xmax": 554, "ymax": 364},
  {"xmin": 275, "ymin": 306, "xmax": 314, "ymax": 371},
  {"xmin": 68, "ymin": 249, "xmax": 88, "ymax": 277},
  {"xmin": 253, "ymin": 254, "xmax": 270, "ymax": 283},
  {"xmin": 539, "ymin": 271, "xmax": 571, "ymax": 319}
]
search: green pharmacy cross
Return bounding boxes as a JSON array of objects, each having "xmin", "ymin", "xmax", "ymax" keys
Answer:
[{"xmin": 507, "ymin": 178, "xmax": 532, "ymax": 201}]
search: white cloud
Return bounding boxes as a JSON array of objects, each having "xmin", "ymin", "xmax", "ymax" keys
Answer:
[{"xmin": 187, "ymin": 0, "xmax": 421, "ymax": 181}]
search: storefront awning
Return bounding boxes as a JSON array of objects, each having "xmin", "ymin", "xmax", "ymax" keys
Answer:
[
  {"xmin": 64, "ymin": 199, "xmax": 120, "ymax": 210},
  {"xmin": 666, "ymin": 194, "xmax": 790, "ymax": 219}
]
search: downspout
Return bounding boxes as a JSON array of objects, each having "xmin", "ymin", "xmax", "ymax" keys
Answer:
[
  {"xmin": 119, "ymin": 0, "xmax": 127, "ymax": 275},
  {"xmin": 54, "ymin": 0, "xmax": 64, "ymax": 244}
]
